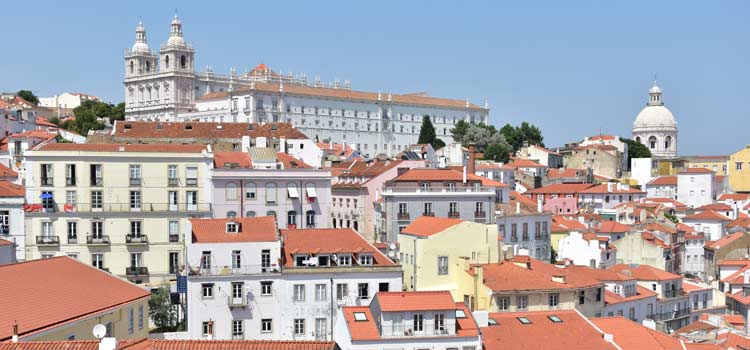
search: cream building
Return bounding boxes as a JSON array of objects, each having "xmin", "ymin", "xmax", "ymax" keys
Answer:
[
  {"xmin": 23, "ymin": 143, "xmax": 213, "ymax": 286},
  {"xmin": 632, "ymin": 82, "xmax": 678, "ymax": 158}
]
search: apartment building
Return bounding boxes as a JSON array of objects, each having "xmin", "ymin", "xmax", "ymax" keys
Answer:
[
  {"xmin": 331, "ymin": 159, "xmax": 425, "ymax": 242},
  {"xmin": 398, "ymin": 216, "xmax": 500, "ymax": 300},
  {"xmin": 211, "ymin": 149, "xmax": 331, "ymax": 229},
  {"xmin": 677, "ymin": 168, "xmax": 716, "ymax": 208},
  {"xmin": 728, "ymin": 146, "xmax": 750, "ymax": 193},
  {"xmin": 186, "ymin": 217, "xmax": 283, "ymax": 340},
  {"xmin": 577, "ymin": 183, "xmax": 647, "ymax": 213},
  {"xmin": 334, "ymin": 291, "xmax": 481, "ymax": 350},
  {"xmin": 0, "ymin": 257, "xmax": 150, "ymax": 342},
  {"xmin": 611, "ymin": 264, "xmax": 692, "ymax": 331},
  {"xmin": 0, "ymin": 180, "xmax": 24, "ymax": 260},
  {"xmin": 496, "ymin": 201, "xmax": 553, "ymax": 261},
  {"xmin": 567, "ymin": 266, "xmax": 657, "ymax": 322},
  {"xmin": 23, "ymin": 143, "xmax": 213, "ymax": 285},
  {"xmin": 682, "ymin": 279, "xmax": 714, "ymax": 323},
  {"xmin": 380, "ymin": 167, "xmax": 507, "ymax": 243},
  {"xmin": 557, "ymin": 231, "xmax": 617, "ymax": 269},
  {"xmin": 646, "ymin": 175, "xmax": 677, "ymax": 199}
]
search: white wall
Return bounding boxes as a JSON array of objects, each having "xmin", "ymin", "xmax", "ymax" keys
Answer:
[{"xmin": 677, "ymin": 173, "xmax": 714, "ymax": 208}]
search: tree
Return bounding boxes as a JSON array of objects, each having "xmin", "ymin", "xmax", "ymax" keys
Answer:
[
  {"xmin": 517, "ymin": 122, "xmax": 544, "ymax": 148},
  {"xmin": 71, "ymin": 100, "xmax": 117, "ymax": 135},
  {"xmin": 450, "ymin": 120, "xmax": 470, "ymax": 143},
  {"xmin": 417, "ymin": 115, "xmax": 445, "ymax": 149},
  {"xmin": 484, "ymin": 142, "xmax": 511, "ymax": 163},
  {"xmin": 149, "ymin": 286, "xmax": 178, "ymax": 330},
  {"xmin": 17, "ymin": 90, "xmax": 39, "ymax": 105},
  {"xmin": 620, "ymin": 137, "xmax": 652, "ymax": 170},
  {"xmin": 48, "ymin": 116, "xmax": 61, "ymax": 126}
]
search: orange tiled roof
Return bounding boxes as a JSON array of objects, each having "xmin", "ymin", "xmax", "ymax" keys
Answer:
[
  {"xmin": 567, "ymin": 265, "xmax": 635, "ymax": 282},
  {"xmin": 647, "ymin": 176, "xmax": 677, "ymax": 186},
  {"xmin": 681, "ymin": 167, "xmax": 715, "ymax": 174},
  {"xmin": 696, "ymin": 203, "xmax": 733, "ymax": 212},
  {"xmin": 727, "ymin": 290, "xmax": 750, "ymax": 306},
  {"xmin": 682, "ymin": 280, "xmax": 711, "ymax": 293},
  {"xmin": 507, "ymin": 158, "xmax": 547, "ymax": 168},
  {"xmin": 578, "ymin": 184, "xmax": 645, "ymax": 194},
  {"xmin": 35, "ymin": 117, "xmax": 59, "ymax": 128},
  {"xmin": 573, "ymin": 144, "xmax": 619, "ymax": 152},
  {"xmin": 0, "ymin": 339, "xmax": 337, "ymax": 350},
  {"xmin": 595, "ymin": 221, "xmax": 631, "ymax": 234},
  {"xmin": 727, "ymin": 218, "xmax": 750, "ymax": 230},
  {"xmin": 588, "ymin": 134, "xmax": 617, "ymax": 141},
  {"xmin": 8, "ymin": 129, "xmax": 57, "ymax": 140},
  {"xmin": 605, "ymin": 285, "xmax": 658, "ymax": 305},
  {"xmin": 190, "ymin": 217, "xmax": 278, "ymax": 243},
  {"xmin": 480, "ymin": 257, "xmax": 603, "ymax": 291},
  {"xmin": 341, "ymin": 306, "xmax": 380, "ymax": 341},
  {"xmin": 591, "ymin": 317, "xmax": 685, "ymax": 350},
  {"xmin": 610, "ymin": 264, "xmax": 680, "ymax": 281},
  {"xmin": 482, "ymin": 310, "xmax": 612, "ymax": 350},
  {"xmin": 527, "ymin": 183, "xmax": 594, "ymax": 194},
  {"xmin": 0, "ymin": 257, "xmax": 150, "ymax": 341},
  {"xmin": 275, "ymin": 152, "xmax": 312, "ymax": 169},
  {"xmin": 545, "ymin": 168, "xmax": 586, "ymax": 179},
  {"xmin": 683, "ymin": 210, "xmax": 732, "ymax": 222},
  {"xmin": 719, "ymin": 193, "xmax": 750, "ymax": 201},
  {"xmin": 280, "ymin": 228, "xmax": 396, "ymax": 267},
  {"xmin": 214, "ymin": 152, "xmax": 252, "ymax": 168},
  {"xmin": 34, "ymin": 143, "xmax": 207, "ymax": 153},
  {"xmin": 705, "ymin": 231, "xmax": 745, "ymax": 250},
  {"xmin": 392, "ymin": 168, "xmax": 507, "ymax": 187},
  {"xmin": 376, "ymin": 291, "xmax": 458, "ymax": 312},
  {"xmin": 400, "ymin": 216, "xmax": 465, "ymax": 237},
  {"xmin": 0, "ymin": 238, "xmax": 12, "ymax": 246},
  {"xmin": 0, "ymin": 180, "xmax": 24, "ymax": 197},
  {"xmin": 717, "ymin": 332, "xmax": 750, "ymax": 350},
  {"xmin": 0, "ymin": 163, "xmax": 18, "ymax": 177},
  {"xmin": 113, "ymin": 121, "xmax": 309, "ymax": 140}
]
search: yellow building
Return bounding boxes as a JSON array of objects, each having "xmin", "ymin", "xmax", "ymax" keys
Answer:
[
  {"xmin": 684, "ymin": 155, "xmax": 729, "ymax": 176},
  {"xmin": 398, "ymin": 216, "xmax": 500, "ymax": 303},
  {"xmin": 0, "ymin": 257, "xmax": 150, "ymax": 342},
  {"xmin": 729, "ymin": 146, "xmax": 750, "ymax": 193},
  {"xmin": 23, "ymin": 143, "xmax": 213, "ymax": 286}
]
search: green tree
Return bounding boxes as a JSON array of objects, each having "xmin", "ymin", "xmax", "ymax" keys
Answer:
[
  {"xmin": 620, "ymin": 137, "xmax": 652, "ymax": 170},
  {"xmin": 17, "ymin": 90, "xmax": 39, "ymax": 105},
  {"xmin": 149, "ymin": 286, "xmax": 177, "ymax": 330},
  {"xmin": 484, "ymin": 142, "xmax": 511, "ymax": 163},
  {"xmin": 417, "ymin": 115, "xmax": 445, "ymax": 149},
  {"xmin": 500, "ymin": 124, "xmax": 521, "ymax": 151},
  {"xmin": 71, "ymin": 100, "xmax": 117, "ymax": 135},
  {"xmin": 450, "ymin": 120, "xmax": 470, "ymax": 143},
  {"xmin": 518, "ymin": 122, "xmax": 544, "ymax": 148},
  {"xmin": 48, "ymin": 116, "xmax": 61, "ymax": 126}
]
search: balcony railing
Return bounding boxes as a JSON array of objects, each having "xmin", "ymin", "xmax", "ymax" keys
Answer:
[
  {"xmin": 90, "ymin": 177, "xmax": 103, "ymax": 186},
  {"xmin": 169, "ymin": 234, "xmax": 180, "ymax": 243},
  {"xmin": 448, "ymin": 212, "xmax": 460, "ymax": 218},
  {"xmin": 24, "ymin": 202, "xmax": 212, "ymax": 213},
  {"xmin": 86, "ymin": 235, "xmax": 111, "ymax": 245},
  {"xmin": 126, "ymin": 266, "xmax": 149, "ymax": 276},
  {"xmin": 382, "ymin": 186, "xmax": 497, "ymax": 194},
  {"xmin": 36, "ymin": 235, "xmax": 59, "ymax": 245},
  {"xmin": 130, "ymin": 178, "xmax": 142, "ymax": 186},
  {"xmin": 228, "ymin": 295, "xmax": 249, "ymax": 308},
  {"xmin": 168, "ymin": 178, "xmax": 179, "ymax": 187},
  {"xmin": 397, "ymin": 213, "xmax": 410, "ymax": 220},
  {"xmin": 188, "ymin": 264, "xmax": 280, "ymax": 277},
  {"xmin": 663, "ymin": 289, "xmax": 684, "ymax": 298},
  {"xmin": 66, "ymin": 178, "xmax": 76, "ymax": 186},
  {"xmin": 648, "ymin": 309, "xmax": 690, "ymax": 321},
  {"xmin": 41, "ymin": 177, "xmax": 54, "ymax": 186},
  {"xmin": 474, "ymin": 211, "xmax": 486, "ymax": 218},
  {"xmin": 126, "ymin": 235, "xmax": 149, "ymax": 245},
  {"xmin": 379, "ymin": 320, "xmax": 457, "ymax": 337},
  {"xmin": 422, "ymin": 212, "xmax": 435, "ymax": 217}
]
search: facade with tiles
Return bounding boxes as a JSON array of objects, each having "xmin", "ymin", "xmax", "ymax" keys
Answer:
[
  {"xmin": 23, "ymin": 143, "xmax": 213, "ymax": 285},
  {"xmin": 123, "ymin": 18, "xmax": 488, "ymax": 157}
]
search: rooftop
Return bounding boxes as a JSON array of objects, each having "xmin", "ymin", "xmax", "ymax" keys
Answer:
[
  {"xmin": 190, "ymin": 217, "xmax": 278, "ymax": 243},
  {"xmin": 399, "ymin": 216, "xmax": 466, "ymax": 237},
  {"xmin": 610, "ymin": 264, "xmax": 681, "ymax": 281},
  {"xmin": 280, "ymin": 228, "xmax": 396, "ymax": 268},
  {"xmin": 0, "ymin": 339, "xmax": 336, "ymax": 350},
  {"xmin": 391, "ymin": 168, "xmax": 506, "ymax": 187},
  {"xmin": 591, "ymin": 317, "xmax": 686, "ymax": 350},
  {"xmin": 647, "ymin": 175, "xmax": 677, "ymax": 186},
  {"xmin": 683, "ymin": 210, "xmax": 732, "ymax": 222},
  {"xmin": 33, "ymin": 143, "xmax": 208, "ymax": 153},
  {"xmin": 376, "ymin": 291, "xmax": 459, "ymax": 312},
  {"xmin": 0, "ymin": 180, "xmax": 24, "ymax": 197},
  {"xmin": 479, "ymin": 257, "xmax": 603, "ymax": 292},
  {"xmin": 527, "ymin": 183, "xmax": 595, "ymax": 194},
  {"xmin": 113, "ymin": 121, "xmax": 309, "ymax": 140}
]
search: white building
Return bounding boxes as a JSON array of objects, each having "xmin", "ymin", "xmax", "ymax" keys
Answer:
[
  {"xmin": 632, "ymin": 83, "xmax": 678, "ymax": 158},
  {"xmin": 39, "ymin": 92, "xmax": 100, "ymax": 109},
  {"xmin": 0, "ymin": 181, "xmax": 25, "ymax": 261},
  {"xmin": 577, "ymin": 183, "xmax": 647, "ymax": 213},
  {"xmin": 677, "ymin": 168, "xmax": 716, "ymax": 208},
  {"xmin": 557, "ymin": 231, "xmax": 616, "ymax": 269},
  {"xmin": 630, "ymin": 157, "xmax": 654, "ymax": 189},
  {"xmin": 475, "ymin": 162, "xmax": 515, "ymax": 187},
  {"xmin": 123, "ymin": 18, "xmax": 489, "ymax": 156},
  {"xmin": 334, "ymin": 291, "xmax": 481, "ymax": 350},
  {"xmin": 645, "ymin": 176, "xmax": 677, "ymax": 199},
  {"xmin": 186, "ymin": 217, "xmax": 284, "ymax": 340},
  {"xmin": 516, "ymin": 144, "xmax": 563, "ymax": 169},
  {"xmin": 683, "ymin": 279, "xmax": 714, "ymax": 323},
  {"xmin": 570, "ymin": 267, "xmax": 657, "ymax": 322},
  {"xmin": 436, "ymin": 143, "xmax": 469, "ymax": 167},
  {"xmin": 496, "ymin": 202, "xmax": 552, "ymax": 261},
  {"xmin": 682, "ymin": 210, "xmax": 731, "ymax": 241},
  {"xmin": 683, "ymin": 230, "xmax": 708, "ymax": 280}
]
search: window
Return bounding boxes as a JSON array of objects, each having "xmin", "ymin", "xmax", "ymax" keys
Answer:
[
  {"xmin": 293, "ymin": 319, "xmax": 305, "ymax": 336},
  {"xmin": 129, "ymin": 164, "xmax": 141, "ymax": 185},
  {"xmin": 232, "ymin": 320, "xmax": 243, "ymax": 339},
  {"xmin": 265, "ymin": 183, "xmax": 277, "ymax": 203},
  {"xmin": 202, "ymin": 283, "xmax": 214, "ymax": 298},
  {"xmin": 130, "ymin": 191, "xmax": 141, "ymax": 210},
  {"xmin": 187, "ymin": 191, "xmax": 197, "ymax": 210},
  {"xmin": 65, "ymin": 164, "xmax": 76, "ymax": 186},
  {"xmin": 358, "ymin": 283, "xmax": 369, "ymax": 299},
  {"xmin": 596, "ymin": 287, "xmax": 602, "ymax": 301},
  {"xmin": 231, "ymin": 250, "xmax": 241, "ymax": 269},
  {"xmin": 522, "ymin": 223, "xmax": 529, "ymax": 240},
  {"xmin": 424, "ymin": 202, "xmax": 433, "ymax": 215},
  {"xmin": 226, "ymin": 182, "xmax": 238, "ymax": 200},
  {"xmin": 315, "ymin": 284, "xmax": 327, "ymax": 301},
  {"xmin": 449, "ymin": 202, "xmax": 458, "ymax": 213},
  {"xmin": 261, "ymin": 281, "xmax": 273, "ymax": 296},
  {"xmin": 261, "ymin": 249, "xmax": 271, "ymax": 269},
  {"xmin": 261, "ymin": 319, "xmax": 272, "ymax": 333},
  {"xmin": 434, "ymin": 313, "xmax": 446, "ymax": 332},
  {"xmin": 517, "ymin": 296, "xmax": 528, "ymax": 310},
  {"xmin": 337, "ymin": 283, "xmax": 348, "ymax": 301},
  {"xmin": 549, "ymin": 293, "xmax": 559, "ymax": 308},
  {"xmin": 579, "ymin": 290, "xmax": 585, "ymax": 305},
  {"xmin": 92, "ymin": 253, "xmax": 103, "ymax": 269},
  {"xmin": 737, "ymin": 162, "xmax": 743, "ymax": 171},
  {"xmin": 475, "ymin": 201, "xmax": 483, "ymax": 213},
  {"xmin": 138, "ymin": 305, "xmax": 144, "ymax": 330},
  {"xmin": 226, "ymin": 222, "xmax": 239, "ymax": 233},
  {"xmin": 293, "ymin": 284, "xmax": 305, "ymax": 301},
  {"xmin": 306, "ymin": 210, "xmax": 316, "ymax": 228},
  {"xmin": 201, "ymin": 321, "xmax": 213, "ymax": 337},
  {"xmin": 40, "ymin": 163, "xmax": 53, "ymax": 186},
  {"xmin": 186, "ymin": 166, "xmax": 198, "ymax": 186},
  {"xmin": 128, "ymin": 307, "xmax": 134, "ymax": 334},
  {"xmin": 246, "ymin": 210, "xmax": 256, "ymax": 217},
  {"xmin": 398, "ymin": 202, "xmax": 408, "ymax": 214},
  {"xmin": 497, "ymin": 296, "xmax": 510, "ymax": 311},
  {"xmin": 358, "ymin": 254, "xmax": 373, "ymax": 265},
  {"xmin": 130, "ymin": 252, "xmax": 142, "ymax": 268},
  {"xmin": 246, "ymin": 183, "xmax": 257, "ymax": 199},
  {"xmin": 287, "ymin": 211, "xmax": 297, "ymax": 226},
  {"xmin": 169, "ymin": 252, "xmax": 179, "ymax": 274},
  {"xmin": 91, "ymin": 221, "xmax": 104, "ymax": 238},
  {"xmin": 91, "ymin": 191, "xmax": 102, "ymax": 209},
  {"xmin": 413, "ymin": 314, "xmax": 424, "ymax": 332},
  {"xmin": 67, "ymin": 221, "xmax": 78, "ymax": 242},
  {"xmin": 438, "ymin": 256, "xmax": 449, "ymax": 275}
]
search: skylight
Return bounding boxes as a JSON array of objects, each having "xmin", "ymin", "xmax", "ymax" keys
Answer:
[
  {"xmin": 548, "ymin": 315, "xmax": 563, "ymax": 323},
  {"xmin": 516, "ymin": 317, "xmax": 532, "ymax": 325},
  {"xmin": 353, "ymin": 312, "xmax": 367, "ymax": 321},
  {"xmin": 455, "ymin": 309, "xmax": 467, "ymax": 318},
  {"xmin": 487, "ymin": 319, "xmax": 498, "ymax": 325}
]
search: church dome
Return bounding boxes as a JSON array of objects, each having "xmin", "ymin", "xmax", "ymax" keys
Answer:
[
  {"xmin": 633, "ymin": 105, "xmax": 676, "ymax": 129},
  {"xmin": 131, "ymin": 21, "xmax": 150, "ymax": 53},
  {"xmin": 131, "ymin": 42, "xmax": 150, "ymax": 53},
  {"xmin": 166, "ymin": 35, "xmax": 186, "ymax": 47}
]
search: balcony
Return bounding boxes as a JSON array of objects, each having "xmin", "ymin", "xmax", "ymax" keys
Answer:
[
  {"xmin": 188, "ymin": 264, "xmax": 280, "ymax": 277},
  {"xmin": 663, "ymin": 288, "xmax": 684, "ymax": 298},
  {"xmin": 228, "ymin": 295, "xmax": 248, "ymax": 308},
  {"xmin": 130, "ymin": 178, "xmax": 142, "ymax": 186},
  {"xmin": 65, "ymin": 178, "xmax": 76, "ymax": 186},
  {"xmin": 36, "ymin": 236, "xmax": 59, "ymax": 246},
  {"xmin": 169, "ymin": 234, "xmax": 180, "ymax": 243},
  {"xmin": 648, "ymin": 308, "xmax": 690, "ymax": 321},
  {"xmin": 382, "ymin": 186, "xmax": 497, "ymax": 196},
  {"xmin": 126, "ymin": 235, "xmax": 149, "ymax": 245},
  {"xmin": 397, "ymin": 213, "xmax": 410, "ymax": 220},
  {"xmin": 474, "ymin": 211, "xmax": 486, "ymax": 218},
  {"xmin": 41, "ymin": 177, "xmax": 54, "ymax": 186},
  {"xmin": 90, "ymin": 177, "xmax": 103, "ymax": 187},
  {"xmin": 126, "ymin": 266, "xmax": 149, "ymax": 276},
  {"xmin": 25, "ymin": 202, "xmax": 212, "ymax": 214},
  {"xmin": 168, "ymin": 178, "xmax": 179, "ymax": 187},
  {"xmin": 422, "ymin": 212, "xmax": 435, "ymax": 217},
  {"xmin": 448, "ymin": 211, "xmax": 460, "ymax": 218},
  {"xmin": 186, "ymin": 178, "xmax": 198, "ymax": 187},
  {"xmin": 86, "ymin": 235, "xmax": 111, "ymax": 245},
  {"xmin": 379, "ymin": 321, "xmax": 457, "ymax": 337}
]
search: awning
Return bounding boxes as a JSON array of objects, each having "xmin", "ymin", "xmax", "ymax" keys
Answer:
[
  {"xmin": 40, "ymin": 193, "xmax": 53, "ymax": 199},
  {"xmin": 306, "ymin": 185, "xmax": 317, "ymax": 198},
  {"xmin": 287, "ymin": 186, "xmax": 300, "ymax": 198}
]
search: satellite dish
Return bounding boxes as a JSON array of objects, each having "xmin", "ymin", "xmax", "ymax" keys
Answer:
[
  {"xmin": 93, "ymin": 324, "xmax": 107, "ymax": 339},
  {"xmin": 388, "ymin": 242, "xmax": 397, "ymax": 250},
  {"xmin": 387, "ymin": 250, "xmax": 396, "ymax": 258}
]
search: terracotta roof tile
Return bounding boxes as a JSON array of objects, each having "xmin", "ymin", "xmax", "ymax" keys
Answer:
[
  {"xmin": 719, "ymin": 193, "xmax": 750, "ymax": 201},
  {"xmin": 214, "ymin": 152, "xmax": 252, "ymax": 168},
  {"xmin": 0, "ymin": 180, "xmax": 24, "ymax": 197},
  {"xmin": 705, "ymin": 231, "xmax": 744, "ymax": 250},
  {"xmin": 0, "ymin": 257, "xmax": 150, "ymax": 341},
  {"xmin": 376, "ymin": 291, "xmax": 457, "ymax": 312},
  {"xmin": 34, "ymin": 143, "xmax": 207, "ymax": 153},
  {"xmin": 400, "ymin": 216, "xmax": 465, "ymax": 237},
  {"xmin": 545, "ymin": 168, "xmax": 587, "ymax": 179},
  {"xmin": 280, "ymin": 228, "xmax": 396, "ymax": 267},
  {"xmin": 275, "ymin": 152, "xmax": 311, "ymax": 169},
  {"xmin": 683, "ymin": 210, "xmax": 732, "ymax": 222},
  {"xmin": 595, "ymin": 221, "xmax": 631, "ymax": 234},
  {"xmin": 341, "ymin": 306, "xmax": 380, "ymax": 341},
  {"xmin": 681, "ymin": 167, "xmax": 715, "ymax": 174},
  {"xmin": 0, "ymin": 163, "xmax": 18, "ymax": 177},
  {"xmin": 0, "ymin": 238, "xmax": 12, "ymax": 246},
  {"xmin": 113, "ymin": 121, "xmax": 309, "ymax": 140},
  {"xmin": 577, "ymin": 184, "xmax": 645, "ymax": 194},
  {"xmin": 507, "ymin": 158, "xmax": 547, "ymax": 168},
  {"xmin": 695, "ymin": 203, "xmax": 733, "ymax": 211},
  {"xmin": 592, "ymin": 317, "xmax": 684, "ymax": 350},
  {"xmin": 191, "ymin": 217, "xmax": 278, "ymax": 243},
  {"xmin": 392, "ymin": 168, "xmax": 507, "ymax": 187},
  {"xmin": 481, "ymin": 257, "xmax": 603, "ymax": 291},
  {"xmin": 527, "ymin": 183, "xmax": 595, "ymax": 194},
  {"xmin": 647, "ymin": 176, "xmax": 677, "ymax": 186},
  {"xmin": 610, "ymin": 264, "xmax": 680, "ymax": 281},
  {"xmin": 605, "ymin": 285, "xmax": 658, "ymax": 305}
]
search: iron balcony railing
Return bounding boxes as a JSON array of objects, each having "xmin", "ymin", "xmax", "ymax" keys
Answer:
[
  {"xmin": 168, "ymin": 178, "xmax": 179, "ymax": 187},
  {"xmin": 126, "ymin": 235, "xmax": 149, "ymax": 244},
  {"xmin": 648, "ymin": 309, "xmax": 690, "ymax": 321},
  {"xmin": 41, "ymin": 177, "xmax": 54, "ymax": 186},
  {"xmin": 86, "ymin": 235, "xmax": 111, "ymax": 245},
  {"xmin": 663, "ymin": 289, "xmax": 684, "ymax": 298},
  {"xmin": 25, "ymin": 202, "xmax": 211, "ymax": 213},
  {"xmin": 474, "ymin": 211, "xmax": 487, "ymax": 218},
  {"xmin": 36, "ymin": 235, "xmax": 59, "ymax": 245},
  {"xmin": 379, "ymin": 320, "xmax": 458, "ymax": 337},
  {"xmin": 422, "ymin": 212, "xmax": 435, "ymax": 217},
  {"xmin": 397, "ymin": 213, "xmax": 410, "ymax": 220},
  {"xmin": 448, "ymin": 212, "xmax": 460, "ymax": 218},
  {"xmin": 126, "ymin": 266, "xmax": 149, "ymax": 276},
  {"xmin": 169, "ymin": 234, "xmax": 180, "ymax": 243},
  {"xmin": 188, "ymin": 264, "xmax": 280, "ymax": 277}
]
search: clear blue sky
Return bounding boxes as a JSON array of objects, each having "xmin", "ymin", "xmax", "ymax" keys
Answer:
[{"xmin": 2, "ymin": 0, "xmax": 748, "ymax": 155}]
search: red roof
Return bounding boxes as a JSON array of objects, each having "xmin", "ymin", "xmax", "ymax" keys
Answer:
[
  {"xmin": 392, "ymin": 168, "xmax": 506, "ymax": 187},
  {"xmin": 507, "ymin": 158, "xmax": 547, "ymax": 168},
  {"xmin": 545, "ymin": 168, "xmax": 586, "ymax": 179},
  {"xmin": 578, "ymin": 184, "xmax": 645, "ymax": 194},
  {"xmin": 0, "ymin": 257, "xmax": 150, "ymax": 341},
  {"xmin": 0, "ymin": 163, "xmax": 18, "ymax": 178},
  {"xmin": 610, "ymin": 264, "xmax": 680, "ymax": 281},
  {"xmin": 0, "ymin": 180, "xmax": 24, "ymax": 197},
  {"xmin": 588, "ymin": 134, "xmax": 616, "ymax": 141},
  {"xmin": 595, "ymin": 221, "xmax": 631, "ymax": 234},
  {"xmin": 591, "ymin": 317, "xmax": 685, "ymax": 350},
  {"xmin": 647, "ymin": 176, "xmax": 677, "ymax": 186},
  {"xmin": 376, "ymin": 291, "xmax": 458, "ymax": 312},
  {"xmin": 681, "ymin": 167, "xmax": 715, "ymax": 174},
  {"xmin": 280, "ymin": 228, "xmax": 396, "ymax": 267},
  {"xmin": 0, "ymin": 339, "xmax": 337, "ymax": 350},
  {"xmin": 527, "ymin": 183, "xmax": 595, "ymax": 194},
  {"xmin": 190, "ymin": 217, "xmax": 278, "ymax": 243},
  {"xmin": 214, "ymin": 152, "xmax": 252, "ymax": 168},
  {"xmin": 8, "ymin": 129, "xmax": 57, "ymax": 140},
  {"xmin": 682, "ymin": 280, "xmax": 711, "ymax": 293},
  {"xmin": 683, "ymin": 210, "xmax": 732, "ymax": 222},
  {"xmin": 695, "ymin": 203, "xmax": 733, "ymax": 212},
  {"xmin": 480, "ymin": 257, "xmax": 603, "ymax": 291},
  {"xmin": 113, "ymin": 121, "xmax": 309, "ymax": 140},
  {"xmin": 35, "ymin": 117, "xmax": 59, "ymax": 128},
  {"xmin": 705, "ymin": 231, "xmax": 745, "ymax": 250},
  {"xmin": 35, "ymin": 143, "xmax": 207, "ymax": 153},
  {"xmin": 275, "ymin": 152, "xmax": 312, "ymax": 169},
  {"xmin": 719, "ymin": 193, "xmax": 750, "ymax": 202},
  {"xmin": 482, "ymin": 310, "xmax": 613, "ymax": 350},
  {"xmin": 341, "ymin": 306, "xmax": 380, "ymax": 341},
  {"xmin": 605, "ymin": 285, "xmax": 658, "ymax": 305},
  {"xmin": 400, "ymin": 216, "xmax": 465, "ymax": 237},
  {"xmin": 0, "ymin": 238, "xmax": 12, "ymax": 246}
]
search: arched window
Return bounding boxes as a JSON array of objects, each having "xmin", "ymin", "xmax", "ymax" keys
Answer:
[
  {"xmin": 165, "ymin": 55, "xmax": 170, "ymax": 69},
  {"xmin": 306, "ymin": 210, "xmax": 316, "ymax": 228},
  {"xmin": 129, "ymin": 61, "xmax": 134, "ymax": 74},
  {"xmin": 665, "ymin": 136, "xmax": 672, "ymax": 150},
  {"xmin": 225, "ymin": 182, "xmax": 238, "ymax": 201},
  {"xmin": 635, "ymin": 136, "xmax": 641, "ymax": 144},
  {"xmin": 246, "ymin": 211, "xmax": 256, "ymax": 218},
  {"xmin": 287, "ymin": 211, "xmax": 297, "ymax": 227},
  {"xmin": 180, "ymin": 55, "xmax": 187, "ymax": 68},
  {"xmin": 648, "ymin": 136, "xmax": 657, "ymax": 149},
  {"xmin": 226, "ymin": 211, "xmax": 237, "ymax": 218},
  {"xmin": 145, "ymin": 61, "xmax": 150, "ymax": 72}
]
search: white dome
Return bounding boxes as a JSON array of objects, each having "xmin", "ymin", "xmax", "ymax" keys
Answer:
[
  {"xmin": 633, "ymin": 105, "xmax": 676, "ymax": 130},
  {"xmin": 166, "ymin": 35, "xmax": 186, "ymax": 47},
  {"xmin": 131, "ymin": 42, "xmax": 150, "ymax": 53},
  {"xmin": 649, "ymin": 84, "xmax": 662, "ymax": 94}
]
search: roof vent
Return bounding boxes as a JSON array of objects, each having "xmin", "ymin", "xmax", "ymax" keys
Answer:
[
  {"xmin": 247, "ymin": 124, "xmax": 255, "ymax": 131},
  {"xmin": 216, "ymin": 124, "xmax": 223, "ymax": 130},
  {"xmin": 185, "ymin": 124, "xmax": 193, "ymax": 130},
  {"xmin": 124, "ymin": 123, "xmax": 132, "ymax": 129},
  {"xmin": 270, "ymin": 124, "xmax": 278, "ymax": 131},
  {"xmin": 156, "ymin": 122, "xmax": 163, "ymax": 129},
  {"xmin": 118, "ymin": 146, "xmax": 125, "ymax": 152}
]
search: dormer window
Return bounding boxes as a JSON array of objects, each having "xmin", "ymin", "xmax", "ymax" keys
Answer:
[
  {"xmin": 317, "ymin": 255, "xmax": 330, "ymax": 267},
  {"xmin": 295, "ymin": 255, "xmax": 309, "ymax": 267},
  {"xmin": 226, "ymin": 222, "xmax": 240, "ymax": 233},
  {"xmin": 358, "ymin": 254, "xmax": 373, "ymax": 266},
  {"xmin": 336, "ymin": 254, "xmax": 352, "ymax": 266}
]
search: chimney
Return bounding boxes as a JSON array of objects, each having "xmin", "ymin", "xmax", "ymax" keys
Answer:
[
  {"xmin": 11, "ymin": 321, "xmax": 18, "ymax": 343},
  {"xmin": 537, "ymin": 196, "xmax": 543, "ymax": 213},
  {"xmin": 607, "ymin": 183, "xmax": 614, "ymax": 192},
  {"xmin": 463, "ymin": 166, "xmax": 467, "ymax": 184},
  {"xmin": 279, "ymin": 138, "xmax": 286, "ymax": 153},
  {"xmin": 516, "ymin": 201, "xmax": 521, "ymax": 214},
  {"xmin": 468, "ymin": 143, "xmax": 476, "ymax": 175},
  {"xmin": 329, "ymin": 140, "xmax": 333, "ymax": 150}
]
